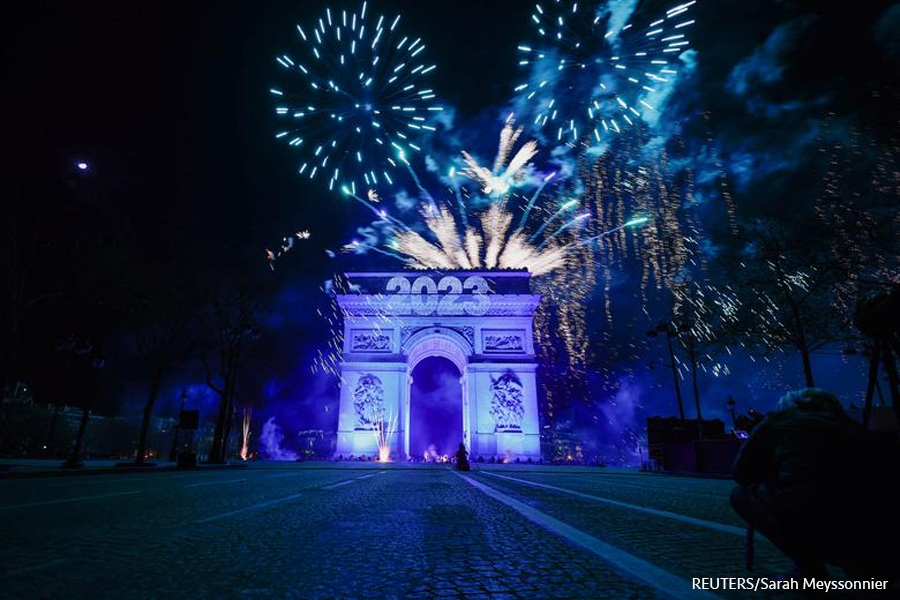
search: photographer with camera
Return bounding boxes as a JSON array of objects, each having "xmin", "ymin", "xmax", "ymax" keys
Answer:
[{"xmin": 730, "ymin": 388, "xmax": 899, "ymax": 583}]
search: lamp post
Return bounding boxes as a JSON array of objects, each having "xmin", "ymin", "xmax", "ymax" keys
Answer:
[
  {"xmin": 168, "ymin": 389, "xmax": 187, "ymax": 462},
  {"xmin": 726, "ymin": 396, "xmax": 736, "ymax": 432},
  {"xmin": 60, "ymin": 343, "xmax": 105, "ymax": 469},
  {"xmin": 647, "ymin": 321, "xmax": 685, "ymax": 423}
]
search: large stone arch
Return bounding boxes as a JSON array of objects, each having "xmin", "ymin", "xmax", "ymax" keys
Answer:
[
  {"xmin": 403, "ymin": 333, "xmax": 471, "ymax": 455},
  {"xmin": 333, "ymin": 270, "xmax": 542, "ymax": 461},
  {"xmin": 404, "ymin": 329, "xmax": 471, "ymax": 371}
]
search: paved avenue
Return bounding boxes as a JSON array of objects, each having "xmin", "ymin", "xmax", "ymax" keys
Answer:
[{"xmin": 0, "ymin": 464, "xmax": 794, "ymax": 599}]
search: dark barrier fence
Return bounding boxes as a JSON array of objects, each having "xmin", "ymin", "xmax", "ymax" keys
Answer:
[{"xmin": 649, "ymin": 439, "xmax": 743, "ymax": 476}]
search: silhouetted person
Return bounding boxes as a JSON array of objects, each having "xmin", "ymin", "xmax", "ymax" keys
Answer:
[
  {"xmin": 455, "ymin": 442, "xmax": 470, "ymax": 471},
  {"xmin": 734, "ymin": 409, "xmax": 765, "ymax": 436},
  {"xmin": 731, "ymin": 388, "xmax": 899, "ymax": 582}
]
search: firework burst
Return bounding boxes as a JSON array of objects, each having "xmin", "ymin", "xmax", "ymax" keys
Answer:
[
  {"xmin": 514, "ymin": 0, "xmax": 696, "ymax": 147},
  {"xmin": 461, "ymin": 119, "xmax": 539, "ymax": 196},
  {"xmin": 270, "ymin": 2, "xmax": 444, "ymax": 193},
  {"xmin": 385, "ymin": 117, "xmax": 599, "ymax": 276}
]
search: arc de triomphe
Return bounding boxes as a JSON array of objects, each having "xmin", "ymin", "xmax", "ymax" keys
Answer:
[{"xmin": 334, "ymin": 270, "xmax": 542, "ymax": 461}]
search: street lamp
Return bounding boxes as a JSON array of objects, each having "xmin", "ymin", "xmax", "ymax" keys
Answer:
[
  {"xmin": 61, "ymin": 349, "xmax": 106, "ymax": 469},
  {"xmin": 726, "ymin": 396, "xmax": 736, "ymax": 431},
  {"xmin": 647, "ymin": 321, "xmax": 685, "ymax": 423},
  {"xmin": 168, "ymin": 389, "xmax": 188, "ymax": 462}
]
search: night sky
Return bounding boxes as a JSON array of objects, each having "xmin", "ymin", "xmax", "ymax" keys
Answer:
[{"xmin": 5, "ymin": 0, "xmax": 899, "ymax": 459}]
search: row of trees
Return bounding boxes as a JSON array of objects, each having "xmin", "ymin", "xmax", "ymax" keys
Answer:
[
  {"xmin": 102, "ymin": 290, "xmax": 264, "ymax": 465},
  {"xmin": 511, "ymin": 116, "xmax": 900, "ymax": 455},
  {"xmin": 649, "ymin": 213, "xmax": 899, "ymax": 429},
  {"xmin": 1, "ymin": 277, "xmax": 264, "ymax": 464},
  {"xmin": 640, "ymin": 107, "xmax": 900, "ymax": 428},
  {"xmin": 1, "ymin": 167, "xmax": 267, "ymax": 464}
]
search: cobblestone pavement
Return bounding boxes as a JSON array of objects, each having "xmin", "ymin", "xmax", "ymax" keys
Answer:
[{"xmin": 0, "ymin": 463, "xmax": 812, "ymax": 599}]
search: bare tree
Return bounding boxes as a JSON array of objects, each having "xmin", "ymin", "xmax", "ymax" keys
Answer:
[
  {"xmin": 650, "ymin": 278, "xmax": 739, "ymax": 437},
  {"xmin": 56, "ymin": 336, "xmax": 106, "ymax": 468},
  {"xmin": 200, "ymin": 292, "xmax": 260, "ymax": 464},
  {"xmin": 1, "ymin": 194, "xmax": 60, "ymax": 427},
  {"xmin": 129, "ymin": 297, "xmax": 193, "ymax": 464},
  {"xmin": 727, "ymin": 219, "xmax": 854, "ymax": 387}
]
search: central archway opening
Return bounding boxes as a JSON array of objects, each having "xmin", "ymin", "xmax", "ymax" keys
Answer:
[{"xmin": 409, "ymin": 356, "xmax": 462, "ymax": 461}]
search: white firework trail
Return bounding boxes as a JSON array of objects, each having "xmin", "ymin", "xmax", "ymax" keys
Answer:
[{"xmin": 461, "ymin": 117, "xmax": 539, "ymax": 196}]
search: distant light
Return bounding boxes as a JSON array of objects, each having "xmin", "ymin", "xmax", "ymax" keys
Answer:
[{"xmin": 76, "ymin": 162, "xmax": 89, "ymax": 171}]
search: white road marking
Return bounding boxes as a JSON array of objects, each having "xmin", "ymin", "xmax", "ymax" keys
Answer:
[
  {"xmin": 458, "ymin": 474, "xmax": 716, "ymax": 600},
  {"xmin": 321, "ymin": 471, "xmax": 384, "ymax": 490},
  {"xmin": 195, "ymin": 493, "xmax": 306, "ymax": 524},
  {"xmin": 185, "ymin": 478, "xmax": 248, "ymax": 488},
  {"xmin": 2, "ymin": 558, "xmax": 68, "ymax": 578},
  {"xmin": 484, "ymin": 472, "xmax": 744, "ymax": 537},
  {"xmin": 259, "ymin": 472, "xmax": 314, "ymax": 480},
  {"xmin": 195, "ymin": 471, "xmax": 385, "ymax": 523},
  {"xmin": 527, "ymin": 472, "xmax": 729, "ymax": 499},
  {"xmin": 0, "ymin": 490, "xmax": 141, "ymax": 510}
]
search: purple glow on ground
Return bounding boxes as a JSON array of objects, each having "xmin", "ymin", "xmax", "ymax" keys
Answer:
[{"xmin": 410, "ymin": 356, "xmax": 463, "ymax": 459}]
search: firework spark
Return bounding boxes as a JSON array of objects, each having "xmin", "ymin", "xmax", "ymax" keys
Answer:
[
  {"xmin": 384, "ymin": 119, "xmax": 637, "ymax": 276},
  {"xmin": 461, "ymin": 117, "xmax": 539, "ymax": 195},
  {"xmin": 346, "ymin": 118, "xmax": 654, "ymax": 279},
  {"xmin": 311, "ymin": 279, "xmax": 346, "ymax": 378},
  {"xmin": 266, "ymin": 230, "xmax": 312, "ymax": 271},
  {"xmin": 240, "ymin": 407, "xmax": 252, "ymax": 461},
  {"xmin": 271, "ymin": 2, "xmax": 444, "ymax": 192},
  {"xmin": 373, "ymin": 408, "xmax": 398, "ymax": 462},
  {"xmin": 514, "ymin": 0, "xmax": 696, "ymax": 146}
]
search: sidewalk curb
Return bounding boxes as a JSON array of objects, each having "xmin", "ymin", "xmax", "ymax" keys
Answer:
[{"xmin": 0, "ymin": 463, "xmax": 249, "ymax": 480}]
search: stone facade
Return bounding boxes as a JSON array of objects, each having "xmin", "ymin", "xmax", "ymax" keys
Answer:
[{"xmin": 335, "ymin": 270, "xmax": 542, "ymax": 461}]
